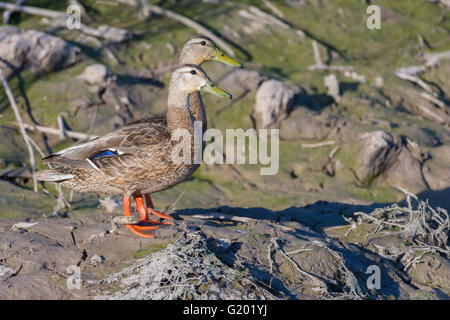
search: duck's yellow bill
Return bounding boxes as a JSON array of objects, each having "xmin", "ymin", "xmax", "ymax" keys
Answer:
[
  {"xmin": 212, "ymin": 48, "xmax": 242, "ymax": 68},
  {"xmin": 201, "ymin": 79, "xmax": 232, "ymax": 99}
]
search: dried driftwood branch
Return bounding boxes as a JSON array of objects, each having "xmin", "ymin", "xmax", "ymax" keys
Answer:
[
  {"xmin": 2, "ymin": 0, "xmax": 26, "ymax": 24},
  {"xmin": 394, "ymin": 70, "xmax": 434, "ymax": 93},
  {"xmin": 394, "ymin": 59, "xmax": 449, "ymax": 124},
  {"xmin": 312, "ymin": 40, "xmax": 323, "ymax": 68},
  {"xmin": 270, "ymin": 237, "xmax": 329, "ymax": 295},
  {"xmin": 0, "ymin": 68, "xmax": 38, "ymax": 192},
  {"xmin": 426, "ymin": 0, "xmax": 450, "ymax": 9},
  {"xmin": 0, "ymin": 2, "xmax": 131, "ymax": 42},
  {"xmin": 350, "ymin": 188, "xmax": 449, "ymax": 270},
  {"xmin": 420, "ymin": 92, "xmax": 446, "ymax": 109},
  {"xmin": 183, "ymin": 212, "xmax": 295, "ymax": 232},
  {"xmin": 238, "ymin": 5, "xmax": 305, "ymax": 39},
  {"xmin": 311, "ymin": 240, "xmax": 364, "ymax": 298},
  {"xmin": 247, "ymin": 6, "xmax": 290, "ymax": 30},
  {"xmin": 307, "ymin": 40, "xmax": 353, "ymax": 71},
  {"xmin": 134, "ymin": 1, "xmax": 236, "ymax": 57},
  {"xmin": 41, "ymin": 16, "xmax": 132, "ymax": 42},
  {"xmin": 27, "ymin": 134, "xmax": 71, "ymax": 214},
  {"xmin": 423, "ymin": 50, "xmax": 450, "ymax": 67},
  {"xmin": 301, "ymin": 141, "xmax": 336, "ymax": 148},
  {"xmin": 394, "ymin": 72, "xmax": 449, "ymax": 124},
  {"xmin": 57, "ymin": 114, "xmax": 66, "ymax": 140},
  {"xmin": 263, "ymin": 0, "xmax": 285, "ymax": 18},
  {"xmin": 394, "ymin": 50, "xmax": 450, "ymax": 79},
  {"xmin": 0, "ymin": 1, "xmax": 61, "ymax": 18},
  {"xmin": 269, "ymin": 238, "xmax": 363, "ymax": 299},
  {"xmin": 21, "ymin": 123, "xmax": 99, "ymax": 140},
  {"xmin": 413, "ymin": 98, "xmax": 449, "ymax": 124},
  {"xmin": 0, "ymin": 69, "xmax": 71, "ymax": 208}
]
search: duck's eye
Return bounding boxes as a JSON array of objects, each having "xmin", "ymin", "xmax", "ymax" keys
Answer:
[
  {"xmin": 190, "ymin": 70, "xmax": 197, "ymax": 75},
  {"xmin": 200, "ymin": 41, "xmax": 206, "ymax": 46}
]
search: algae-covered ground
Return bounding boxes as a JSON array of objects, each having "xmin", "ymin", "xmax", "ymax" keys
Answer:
[
  {"xmin": 1, "ymin": 0, "xmax": 449, "ymax": 213},
  {"xmin": 0, "ymin": 0, "xmax": 449, "ymax": 300}
]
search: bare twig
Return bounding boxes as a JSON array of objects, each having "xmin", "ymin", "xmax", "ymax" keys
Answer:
[
  {"xmin": 57, "ymin": 114, "xmax": 66, "ymax": 140},
  {"xmin": 0, "ymin": 237, "xmax": 10, "ymax": 263},
  {"xmin": 426, "ymin": 0, "xmax": 450, "ymax": 9},
  {"xmin": 329, "ymin": 146, "xmax": 339, "ymax": 158},
  {"xmin": 307, "ymin": 40, "xmax": 353, "ymax": 71},
  {"xmin": 312, "ymin": 40, "xmax": 323, "ymax": 68},
  {"xmin": 344, "ymin": 223, "xmax": 357, "ymax": 237},
  {"xmin": 2, "ymin": 263, "xmax": 22, "ymax": 280},
  {"xmin": 183, "ymin": 212, "xmax": 295, "ymax": 232},
  {"xmin": 263, "ymin": 0, "xmax": 285, "ymax": 18},
  {"xmin": 20, "ymin": 123, "xmax": 99, "ymax": 140},
  {"xmin": 247, "ymin": 6, "xmax": 290, "ymax": 30},
  {"xmin": 394, "ymin": 50, "xmax": 450, "ymax": 78},
  {"xmin": 271, "ymin": 238, "xmax": 330, "ymax": 296},
  {"xmin": 394, "ymin": 71, "xmax": 434, "ymax": 93},
  {"xmin": 140, "ymin": 3, "xmax": 236, "ymax": 57},
  {"xmin": 2, "ymin": 0, "xmax": 26, "ymax": 24},
  {"xmin": 350, "ymin": 188, "xmax": 449, "ymax": 270},
  {"xmin": 395, "ymin": 66, "xmax": 427, "ymax": 77},
  {"xmin": 422, "ymin": 50, "xmax": 450, "ymax": 67},
  {"xmin": 285, "ymin": 248, "xmax": 313, "ymax": 255},
  {"xmin": 27, "ymin": 133, "xmax": 71, "ymax": 212},
  {"xmin": 301, "ymin": 141, "xmax": 335, "ymax": 148},
  {"xmin": 238, "ymin": 5, "xmax": 305, "ymax": 38},
  {"xmin": 0, "ymin": 2, "xmax": 131, "ymax": 42},
  {"xmin": 10, "ymin": 221, "xmax": 38, "ymax": 232},
  {"xmin": 0, "ymin": 68, "xmax": 38, "ymax": 192},
  {"xmin": 0, "ymin": 1, "xmax": 62, "ymax": 18},
  {"xmin": 311, "ymin": 240, "xmax": 364, "ymax": 298},
  {"xmin": 420, "ymin": 92, "xmax": 447, "ymax": 109}
]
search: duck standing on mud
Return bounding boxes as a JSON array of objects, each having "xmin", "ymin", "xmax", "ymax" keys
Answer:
[{"xmin": 34, "ymin": 37, "xmax": 241, "ymax": 238}]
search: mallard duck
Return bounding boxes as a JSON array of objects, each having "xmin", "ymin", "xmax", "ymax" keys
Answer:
[
  {"xmin": 179, "ymin": 35, "xmax": 242, "ymax": 132},
  {"xmin": 34, "ymin": 64, "xmax": 232, "ymax": 238},
  {"xmin": 134, "ymin": 35, "xmax": 241, "ymax": 132}
]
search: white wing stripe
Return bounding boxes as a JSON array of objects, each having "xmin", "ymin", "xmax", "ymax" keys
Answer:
[{"xmin": 86, "ymin": 159, "xmax": 100, "ymax": 171}]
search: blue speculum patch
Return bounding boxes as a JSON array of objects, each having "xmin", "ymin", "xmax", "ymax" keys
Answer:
[{"xmin": 89, "ymin": 150, "xmax": 117, "ymax": 160}]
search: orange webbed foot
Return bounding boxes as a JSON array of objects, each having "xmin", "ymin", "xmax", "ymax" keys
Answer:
[
  {"xmin": 123, "ymin": 195, "xmax": 161, "ymax": 238},
  {"xmin": 122, "ymin": 195, "xmax": 174, "ymax": 238},
  {"xmin": 126, "ymin": 225, "xmax": 155, "ymax": 238},
  {"xmin": 145, "ymin": 194, "xmax": 174, "ymax": 222}
]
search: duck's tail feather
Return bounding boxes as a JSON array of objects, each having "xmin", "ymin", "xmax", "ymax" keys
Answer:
[
  {"xmin": 42, "ymin": 153, "xmax": 58, "ymax": 162},
  {"xmin": 33, "ymin": 170, "xmax": 74, "ymax": 182},
  {"xmin": 42, "ymin": 156, "xmax": 93, "ymax": 170}
]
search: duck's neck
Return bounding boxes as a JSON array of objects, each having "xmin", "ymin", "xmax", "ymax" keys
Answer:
[
  {"xmin": 178, "ymin": 56, "xmax": 207, "ymax": 133},
  {"xmin": 189, "ymin": 92, "xmax": 207, "ymax": 133},
  {"xmin": 167, "ymin": 90, "xmax": 195, "ymax": 135}
]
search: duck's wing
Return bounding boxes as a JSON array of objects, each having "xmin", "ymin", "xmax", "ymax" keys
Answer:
[
  {"xmin": 42, "ymin": 121, "xmax": 169, "ymax": 170},
  {"xmin": 126, "ymin": 114, "xmax": 166, "ymax": 126}
]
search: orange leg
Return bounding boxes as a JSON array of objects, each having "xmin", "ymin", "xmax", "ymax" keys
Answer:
[
  {"xmin": 123, "ymin": 196, "xmax": 157, "ymax": 238},
  {"xmin": 135, "ymin": 195, "xmax": 172, "ymax": 226},
  {"xmin": 144, "ymin": 194, "xmax": 174, "ymax": 221}
]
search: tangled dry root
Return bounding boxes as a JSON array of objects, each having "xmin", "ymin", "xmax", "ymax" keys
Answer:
[
  {"xmin": 97, "ymin": 230, "xmax": 276, "ymax": 300},
  {"xmin": 351, "ymin": 188, "xmax": 449, "ymax": 271}
]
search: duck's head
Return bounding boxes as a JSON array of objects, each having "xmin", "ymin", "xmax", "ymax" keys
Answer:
[
  {"xmin": 179, "ymin": 35, "xmax": 242, "ymax": 67},
  {"xmin": 170, "ymin": 64, "xmax": 232, "ymax": 99}
]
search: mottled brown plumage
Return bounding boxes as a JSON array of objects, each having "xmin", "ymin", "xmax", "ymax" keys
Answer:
[
  {"xmin": 33, "ymin": 36, "xmax": 241, "ymax": 238},
  {"xmin": 35, "ymin": 65, "xmax": 214, "ymax": 197},
  {"xmin": 122, "ymin": 35, "xmax": 241, "ymax": 133}
]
